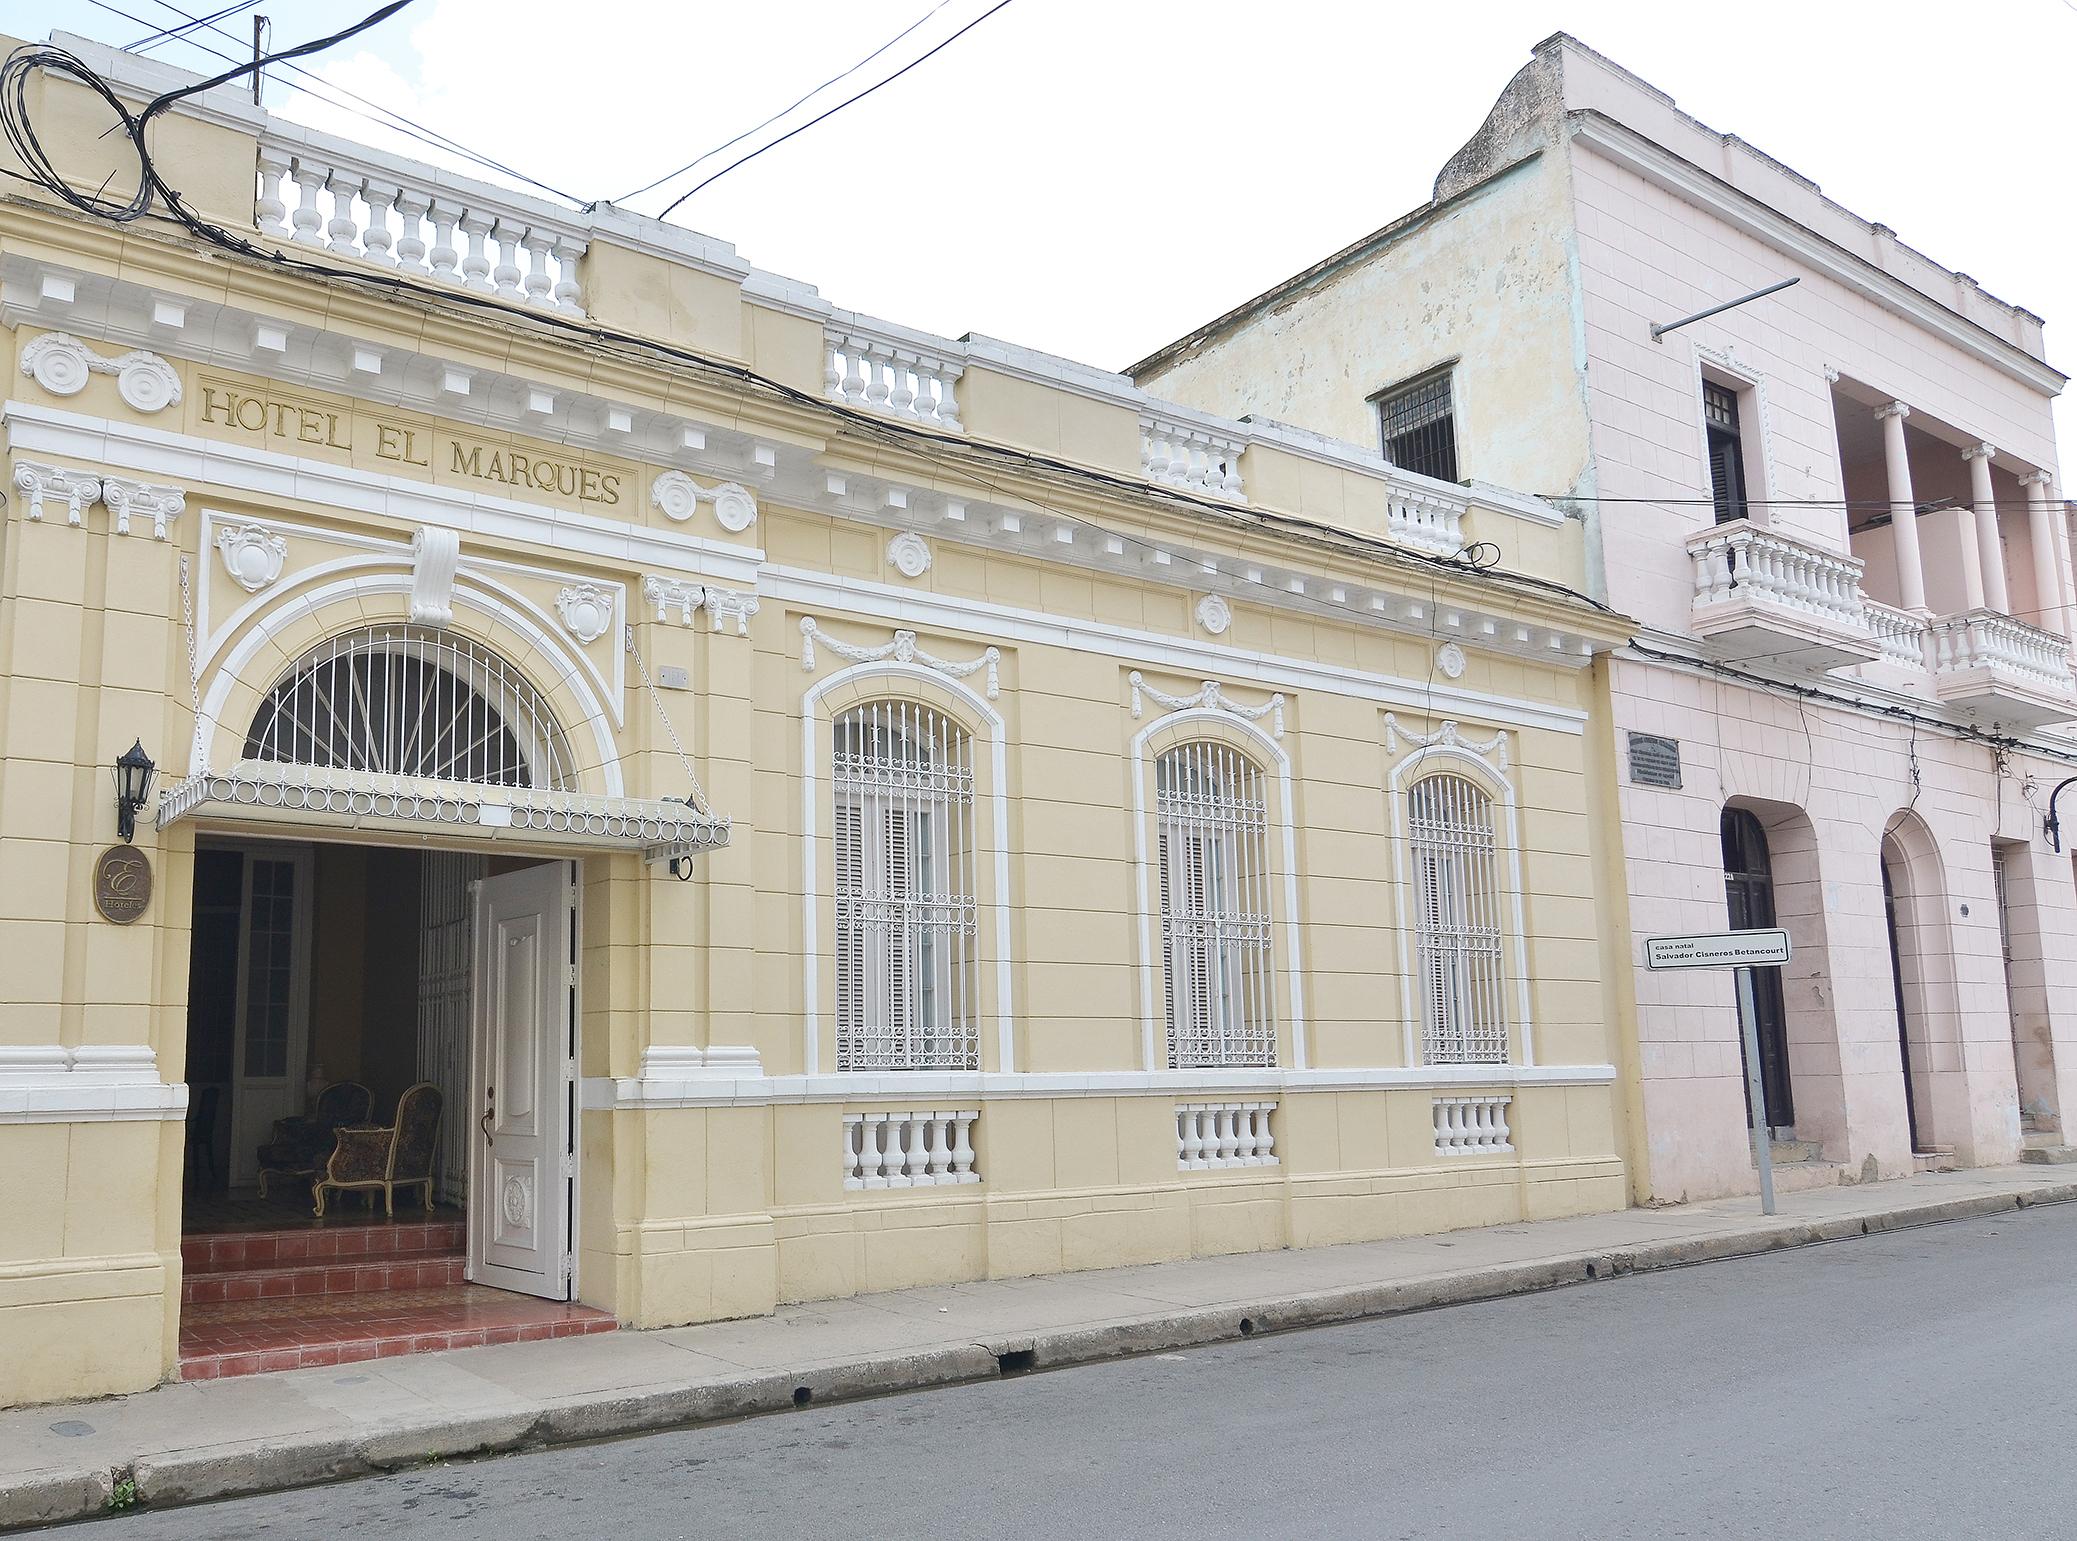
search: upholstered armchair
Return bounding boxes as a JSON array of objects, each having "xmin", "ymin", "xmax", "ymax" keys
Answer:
[
  {"xmin": 313, "ymin": 1082, "xmax": 444, "ymax": 1217},
  {"xmin": 256, "ymin": 1081, "xmax": 372, "ymax": 1199}
]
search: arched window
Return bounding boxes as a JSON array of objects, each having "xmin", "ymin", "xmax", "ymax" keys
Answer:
[
  {"xmin": 1408, "ymin": 773, "xmax": 1508, "ymax": 1064},
  {"xmin": 1155, "ymin": 740, "xmax": 1276, "ymax": 1069},
  {"xmin": 833, "ymin": 700, "xmax": 979, "ymax": 1070},
  {"xmin": 243, "ymin": 625, "xmax": 574, "ymax": 790}
]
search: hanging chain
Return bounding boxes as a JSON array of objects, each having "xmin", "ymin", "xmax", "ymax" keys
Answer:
[
  {"xmin": 178, "ymin": 554, "xmax": 206, "ymax": 769},
  {"xmin": 625, "ymin": 623, "xmax": 713, "ymax": 815}
]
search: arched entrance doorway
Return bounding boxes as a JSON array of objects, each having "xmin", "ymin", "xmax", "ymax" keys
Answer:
[{"xmin": 1721, "ymin": 808, "xmax": 1793, "ymax": 1129}]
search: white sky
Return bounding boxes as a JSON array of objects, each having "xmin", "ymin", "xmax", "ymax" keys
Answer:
[{"xmin": 30, "ymin": 0, "xmax": 2077, "ymax": 448}]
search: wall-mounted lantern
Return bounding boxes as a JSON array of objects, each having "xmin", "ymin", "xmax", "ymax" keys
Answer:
[
  {"xmin": 2045, "ymin": 776, "xmax": 2077, "ymax": 853},
  {"xmin": 113, "ymin": 739, "xmax": 156, "ymax": 843}
]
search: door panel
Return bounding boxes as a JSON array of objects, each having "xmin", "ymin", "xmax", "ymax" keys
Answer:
[
  {"xmin": 227, "ymin": 847, "xmax": 313, "ymax": 1186},
  {"xmin": 469, "ymin": 862, "xmax": 573, "ymax": 1299}
]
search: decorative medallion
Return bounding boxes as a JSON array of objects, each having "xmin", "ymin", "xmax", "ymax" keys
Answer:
[
  {"xmin": 19, "ymin": 332, "xmax": 182, "ymax": 414},
  {"xmin": 887, "ymin": 531, "xmax": 933, "ymax": 579},
  {"xmin": 1194, "ymin": 594, "xmax": 1232, "ymax": 636},
  {"xmin": 500, "ymin": 1173, "xmax": 531, "ymax": 1227},
  {"xmin": 556, "ymin": 582, "xmax": 617, "ymax": 644},
  {"xmin": 651, "ymin": 470, "xmax": 758, "ymax": 533},
  {"xmin": 1435, "ymin": 641, "xmax": 1467, "ymax": 680},
  {"xmin": 92, "ymin": 845, "xmax": 153, "ymax": 925},
  {"xmin": 215, "ymin": 523, "xmax": 287, "ymax": 593},
  {"xmin": 799, "ymin": 617, "xmax": 1000, "ymax": 698}
]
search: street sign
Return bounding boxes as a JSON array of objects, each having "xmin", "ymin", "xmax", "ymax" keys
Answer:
[{"xmin": 1643, "ymin": 928, "xmax": 1790, "ymax": 971}]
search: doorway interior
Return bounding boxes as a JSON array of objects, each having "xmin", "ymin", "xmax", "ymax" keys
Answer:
[
  {"xmin": 179, "ymin": 835, "xmax": 609, "ymax": 1380},
  {"xmin": 1720, "ymin": 808, "xmax": 1795, "ymax": 1134}
]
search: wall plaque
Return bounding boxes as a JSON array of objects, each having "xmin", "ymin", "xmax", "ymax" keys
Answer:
[
  {"xmin": 1626, "ymin": 732, "xmax": 1682, "ymax": 790},
  {"xmin": 92, "ymin": 846, "xmax": 153, "ymax": 924}
]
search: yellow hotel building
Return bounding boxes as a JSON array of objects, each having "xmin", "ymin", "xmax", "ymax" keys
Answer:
[{"xmin": 0, "ymin": 34, "xmax": 1635, "ymax": 1407}]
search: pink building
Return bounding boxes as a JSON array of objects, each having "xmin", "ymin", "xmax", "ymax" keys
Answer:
[{"xmin": 1135, "ymin": 33, "xmax": 2076, "ymax": 1200}]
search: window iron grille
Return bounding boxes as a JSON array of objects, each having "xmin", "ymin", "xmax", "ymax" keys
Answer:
[
  {"xmin": 243, "ymin": 625, "xmax": 576, "ymax": 790},
  {"xmin": 1376, "ymin": 369, "xmax": 1459, "ymax": 483},
  {"xmin": 1156, "ymin": 741, "xmax": 1277, "ymax": 1069},
  {"xmin": 1409, "ymin": 773, "xmax": 1508, "ymax": 1064},
  {"xmin": 833, "ymin": 701, "xmax": 980, "ymax": 1071}
]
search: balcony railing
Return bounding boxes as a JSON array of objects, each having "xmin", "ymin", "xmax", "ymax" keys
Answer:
[
  {"xmin": 1863, "ymin": 600, "xmax": 1930, "ymax": 670},
  {"xmin": 256, "ymin": 136, "xmax": 589, "ymax": 315},
  {"xmin": 1141, "ymin": 415, "xmax": 1246, "ymax": 499},
  {"xmin": 1926, "ymin": 609, "xmax": 2076, "ymax": 727},
  {"xmin": 1386, "ymin": 487, "xmax": 1465, "ymax": 556},
  {"xmin": 825, "ymin": 327, "xmax": 964, "ymax": 432},
  {"xmin": 1685, "ymin": 521, "xmax": 1879, "ymax": 672}
]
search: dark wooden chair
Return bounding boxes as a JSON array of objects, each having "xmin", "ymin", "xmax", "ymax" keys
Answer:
[
  {"xmin": 313, "ymin": 1082, "xmax": 444, "ymax": 1217},
  {"xmin": 257, "ymin": 1081, "xmax": 372, "ymax": 1199}
]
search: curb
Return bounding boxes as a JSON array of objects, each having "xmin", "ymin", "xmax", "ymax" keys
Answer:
[{"xmin": 8, "ymin": 1181, "xmax": 2072, "ymax": 1531}]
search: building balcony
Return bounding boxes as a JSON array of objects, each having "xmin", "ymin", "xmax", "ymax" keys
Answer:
[
  {"xmin": 1928, "ymin": 610, "xmax": 2077, "ymax": 729},
  {"xmin": 1686, "ymin": 522, "xmax": 1881, "ymax": 672}
]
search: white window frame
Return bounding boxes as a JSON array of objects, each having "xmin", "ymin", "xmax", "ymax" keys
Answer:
[
  {"xmin": 1131, "ymin": 710, "xmax": 1307, "ymax": 1072},
  {"xmin": 830, "ymin": 699, "xmax": 979, "ymax": 1071},
  {"xmin": 1386, "ymin": 739, "xmax": 1534, "ymax": 1067},
  {"xmin": 1689, "ymin": 347, "xmax": 1776, "ymax": 522},
  {"xmin": 802, "ymin": 662, "xmax": 1012, "ymax": 1076}
]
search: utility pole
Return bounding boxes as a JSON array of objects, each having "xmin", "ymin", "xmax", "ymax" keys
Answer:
[{"xmin": 251, "ymin": 16, "xmax": 269, "ymax": 108}]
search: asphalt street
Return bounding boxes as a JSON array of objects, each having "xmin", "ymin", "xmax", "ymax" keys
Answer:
[{"xmin": 69, "ymin": 1202, "xmax": 2077, "ymax": 1540}]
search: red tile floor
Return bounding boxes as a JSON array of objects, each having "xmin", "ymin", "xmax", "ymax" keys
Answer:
[{"xmin": 179, "ymin": 1195, "xmax": 612, "ymax": 1380}]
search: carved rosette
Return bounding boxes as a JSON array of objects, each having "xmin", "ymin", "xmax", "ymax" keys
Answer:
[
  {"xmin": 651, "ymin": 471, "xmax": 758, "ymax": 533},
  {"xmin": 215, "ymin": 523, "xmax": 287, "ymax": 593},
  {"xmin": 1194, "ymin": 594, "xmax": 1232, "ymax": 636},
  {"xmin": 1435, "ymin": 641, "xmax": 1467, "ymax": 680},
  {"xmin": 887, "ymin": 531, "xmax": 933, "ymax": 579},
  {"xmin": 19, "ymin": 332, "xmax": 182, "ymax": 414},
  {"xmin": 555, "ymin": 582, "xmax": 617, "ymax": 645}
]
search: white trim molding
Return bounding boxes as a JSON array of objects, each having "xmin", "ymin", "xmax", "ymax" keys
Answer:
[
  {"xmin": 0, "ymin": 1045, "xmax": 188, "ymax": 1123},
  {"xmin": 799, "ymin": 617, "xmax": 1001, "ymax": 699}
]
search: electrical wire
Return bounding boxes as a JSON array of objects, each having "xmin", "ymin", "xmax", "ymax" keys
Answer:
[
  {"xmin": 657, "ymin": 0, "xmax": 1019, "ymax": 216},
  {"xmin": 618, "ymin": 0, "xmax": 956, "ymax": 206},
  {"xmin": 127, "ymin": 0, "xmax": 260, "ymax": 52}
]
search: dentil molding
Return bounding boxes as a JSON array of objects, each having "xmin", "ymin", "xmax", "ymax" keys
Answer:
[
  {"xmin": 1128, "ymin": 672, "xmax": 1285, "ymax": 737},
  {"xmin": 799, "ymin": 616, "xmax": 1001, "ymax": 698},
  {"xmin": 20, "ymin": 332, "xmax": 183, "ymax": 414}
]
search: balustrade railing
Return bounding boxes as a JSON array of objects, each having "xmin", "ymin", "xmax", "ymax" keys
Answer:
[
  {"xmin": 256, "ymin": 140, "xmax": 588, "ymax": 315},
  {"xmin": 1929, "ymin": 609, "xmax": 2073, "ymax": 688},
  {"xmin": 824, "ymin": 329, "xmax": 963, "ymax": 431},
  {"xmin": 1142, "ymin": 416, "xmax": 1246, "ymax": 500},
  {"xmin": 843, "ymin": 1109, "xmax": 979, "ymax": 1189},
  {"xmin": 1687, "ymin": 521, "xmax": 1867, "ymax": 629},
  {"xmin": 1432, "ymin": 1095, "xmax": 1513, "ymax": 1155},
  {"xmin": 1386, "ymin": 488, "xmax": 1465, "ymax": 555},
  {"xmin": 1863, "ymin": 600, "xmax": 1930, "ymax": 670},
  {"xmin": 1176, "ymin": 1101, "xmax": 1278, "ymax": 1169}
]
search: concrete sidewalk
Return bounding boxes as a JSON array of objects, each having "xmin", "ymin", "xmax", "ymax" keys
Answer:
[{"xmin": 7, "ymin": 1164, "xmax": 2073, "ymax": 1531}]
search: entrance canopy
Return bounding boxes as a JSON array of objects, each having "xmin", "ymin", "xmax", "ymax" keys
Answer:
[{"xmin": 160, "ymin": 624, "xmax": 727, "ymax": 862}]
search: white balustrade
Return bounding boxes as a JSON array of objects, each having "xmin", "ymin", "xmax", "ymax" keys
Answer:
[
  {"xmin": 1175, "ymin": 1101, "xmax": 1278, "ymax": 1169},
  {"xmin": 843, "ymin": 1109, "xmax": 979, "ymax": 1189},
  {"xmin": 1687, "ymin": 522, "xmax": 1867, "ymax": 628},
  {"xmin": 1141, "ymin": 416, "xmax": 1246, "ymax": 500},
  {"xmin": 825, "ymin": 330, "xmax": 964, "ymax": 431},
  {"xmin": 1432, "ymin": 1095, "xmax": 1513, "ymax": 1155},
  {"xmin": 1930, "ymin": 609, "xmax": 2074, "ymax": 688},
  {"xmin": 256, "ymin": 140, "xmax": 588, "ymax": 316},
  {"xmin": 1386, "ymin": 488, "xmax": 1466, "ymax": 555},
  {"xmin": 1863, "ymin": 600, "xmax": 1930, "ymax": 670}
]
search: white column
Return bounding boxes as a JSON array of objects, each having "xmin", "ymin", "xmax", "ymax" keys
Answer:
[
  {"xmin": 1964, "ymin": 443, "xmax": 2009, "ymax": 614},
  {"xmin": 2019, "ymin": 470, "xmax": 2066, "ymax": 638},
  {"xmin": 1876, "ymin": 403, "xmax": 1927, "ymax": 612}
]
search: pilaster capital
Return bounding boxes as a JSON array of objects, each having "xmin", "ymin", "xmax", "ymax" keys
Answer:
[
  {"xmin": 1962, "ymin": 442, "xmax": 1997, "ymax": 463},
  {"xmin": 2016, "ymin": 468, "xmax": 2053, "ymax": 490},
  {"xmin": 1873, "ymin": 401, "xmax": 1910, "ymax": 422}
]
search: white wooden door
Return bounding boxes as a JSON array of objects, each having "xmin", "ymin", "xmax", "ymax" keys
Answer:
[
  {"xmin": 227, "ymin": 846, "xmax": 314, "ymax": 1187},
  {"xmin": 468, "ymin": 861, "xmax": 574, "ymax": 1299}
]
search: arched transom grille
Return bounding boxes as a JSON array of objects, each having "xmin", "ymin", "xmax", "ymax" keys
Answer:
[
  {"xmin": 832, "ymin": 700, "xmax": 979, "ymax": 1071},
  {"xmin": 243, "ymin": 625, "xmax": 576, "ymax": 791},
  {"xmin": 1155, "ymin": 740, "xmax": 1276, "ymax": 1069},
  {"xmin": 1409, "ymin": 773, "xmax": 1508, "ymax": 1064}
]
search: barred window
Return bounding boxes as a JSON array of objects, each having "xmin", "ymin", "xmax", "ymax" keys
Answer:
[
  {"xmin": 833, "ymin": 701, "xmax": 979, "ymax": 1071},
  {"xmin": 1409, "ymin": 773, "xmax": 1508, "ymax": 1064},
  {"xmin": 1375, "ymin": 368, "xmax": 1458, "ymax": 483},
  {"xmin": 1156, "ymin": 741, "xmax": 1276, "ymax": 1069}
]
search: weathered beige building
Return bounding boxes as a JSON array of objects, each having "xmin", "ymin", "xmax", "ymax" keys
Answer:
[{"xmin": 0, "ymin": 33, "xmax": 1633, "ymax": 1408}]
